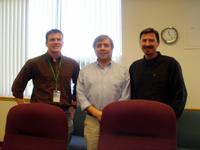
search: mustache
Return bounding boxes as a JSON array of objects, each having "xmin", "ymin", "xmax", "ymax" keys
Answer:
[{"xmin": 143, "ymin": 46, "xmax": 154, "ymax": 49}]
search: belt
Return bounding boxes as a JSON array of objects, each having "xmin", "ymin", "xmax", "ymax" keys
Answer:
[
  {"xmin": 49, "ymin": 102, "xmax": 76, "ymax": 111},
  {"xmin": 87, "ymin": 112, "xmax": 93, "ymax": 117}
]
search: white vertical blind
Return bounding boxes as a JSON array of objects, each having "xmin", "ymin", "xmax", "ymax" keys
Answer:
[
  {"xmin": 27, "ymin": 0, "xmax": 122, "ymax": 65},
  {"xmin": 0, "ymin": 0, "xmax": 27, "ymax": 96},
  {"xmin": 27, "ymin": 0, "xmax": 60, "ymax": 58},
  {"xmin": 0, "ymin": 0, "xmax": 122, "ymax": 97},
  {"xmin": 60, "ymin": 0, "xmax": 122, "ymax": 67}
]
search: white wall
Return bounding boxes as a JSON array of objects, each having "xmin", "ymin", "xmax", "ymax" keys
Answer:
[{"xmin": 122, "ymin": 0, "xmax": 200, "ymax": 108}]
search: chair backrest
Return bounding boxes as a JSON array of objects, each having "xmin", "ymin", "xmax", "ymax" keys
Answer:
[
  {"xmin": 2, "ymin": 103, "xmax": 68, "ymax": 150},
  {"xmin": 98, "ymin": 100, "xmax": 177, "ymax": 150}
]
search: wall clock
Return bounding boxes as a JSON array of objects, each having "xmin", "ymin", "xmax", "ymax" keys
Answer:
[{"xmin": 161, "ymin": 27, "xmax": 178, "ymax": 44}]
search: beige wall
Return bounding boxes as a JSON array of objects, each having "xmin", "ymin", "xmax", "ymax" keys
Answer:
[
  {"xmin": 122, "ymin": 0, "xmax": 200, "ymax": 108},
  {"xmin": 0, "ymin": 98, "xmax": 29, "ymax": 142},
  {"xmin": 0, "ymin": 99, "xmax": 17, "ymax": 141}
]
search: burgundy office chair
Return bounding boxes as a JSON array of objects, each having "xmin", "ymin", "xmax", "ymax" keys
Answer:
[
  {"xmin": 2, "ymin": 103, "xmax": 68, "ymax": 150},
  {"xmin": 98, "ymin": 100, "xmax": 177, "ymax": 150}
]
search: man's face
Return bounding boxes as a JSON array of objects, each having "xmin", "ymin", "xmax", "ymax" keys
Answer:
[
  {"xmin": 140, "ymin": 33, "xmax": 159, "ymax": 57},
  {"xmin": 94, "ymin": 38, "xmax": 113, "ymax": 61},
  {"xmin": 46, "ymin": 33, "xmax": 63, "ymax": 54}
]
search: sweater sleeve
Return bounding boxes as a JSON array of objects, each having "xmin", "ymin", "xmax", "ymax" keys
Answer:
[
  {"xmin": 11, "ymin": 60, "xmax": 33, "ymax": 99},
  {"xmin": 168, "ymin": 59, "xmax": 187, "ymax": 119}
]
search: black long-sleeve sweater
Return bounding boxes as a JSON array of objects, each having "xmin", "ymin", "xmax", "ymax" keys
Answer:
[{"xmin": 129, "ymin": 52, "xmax": 187, "ymax": 119}]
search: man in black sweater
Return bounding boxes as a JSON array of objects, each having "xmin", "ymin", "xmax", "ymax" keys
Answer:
[{"xmin": 129, "ymin": 28, "xmax": 187, "ymax": 119}]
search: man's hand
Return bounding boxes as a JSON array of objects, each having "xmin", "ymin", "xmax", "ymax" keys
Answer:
[
  {"xmin": 86, "ymin": 105, "xmax": 102, "ymax": 122},
  {"xmin": 71, "ymin": 100, "xmax": 77, "ymax": 108},
  {"xmin": 69, "ymin": 106, "xmax": 76, "ymax": 120},
  {"xmin": 95, "ymin": 110, "xmax": 102, "ymax": 121}
]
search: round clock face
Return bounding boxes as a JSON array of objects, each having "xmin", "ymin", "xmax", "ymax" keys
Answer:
[{"xmin": 161, "ymin": 27, "xmax": 178, "ymax": 44}]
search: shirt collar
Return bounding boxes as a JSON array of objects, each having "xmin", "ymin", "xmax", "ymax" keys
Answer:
[
  {"xmin": 143, "ymin": 51, "xmax": 161, "ymax": 63},
  {"xmin": 46, "ymin": 52, "xmax": 62, "ymax": 63},
  {"xmin": 95, "ymin": 60, "xmax": 113, "ymax": 69}
]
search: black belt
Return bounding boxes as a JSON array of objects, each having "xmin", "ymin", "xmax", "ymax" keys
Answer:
[
  {"xmin": 87, "ymin": 112, "xmax": 93, "ymax": 117},
  {"xmin": 49, "ymin": 102, "xmax": 76, "ymax": 111}
]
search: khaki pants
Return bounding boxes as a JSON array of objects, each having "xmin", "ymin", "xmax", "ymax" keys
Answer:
[{"xmin": 84, "ymin": 115, "xmax": 100, "ymax": 150}]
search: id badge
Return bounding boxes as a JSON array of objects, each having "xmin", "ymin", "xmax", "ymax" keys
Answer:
[{"xmin": 53, "ymin": 90, "xmax": 61, "ymax": 102}]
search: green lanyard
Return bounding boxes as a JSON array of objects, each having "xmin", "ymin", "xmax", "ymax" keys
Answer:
[{"xmin": 47, "ymin": 57, "xmax": 62, "ymax": 90}]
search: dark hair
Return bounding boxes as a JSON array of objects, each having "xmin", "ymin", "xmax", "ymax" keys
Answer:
[
  {"xmin": 140, "ymin": 28, "xmax": 160, "ymax": 43},
  {"xmin": 93, "ymin": 35, "xmax": 114, "ymax": 49},
  {"xmin": 45, "ymin": 29, "xmax": 63, "ymax": 43}
]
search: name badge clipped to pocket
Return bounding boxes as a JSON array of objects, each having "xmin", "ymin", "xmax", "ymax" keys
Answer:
[{"xmin": 53, "ymin": 90, "xmax": 61, "ymax": 102}]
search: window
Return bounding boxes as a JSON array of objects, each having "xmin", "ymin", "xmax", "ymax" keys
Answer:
[{"xmin": 0, "ymin": 0, "xmax": 122, "ymax": 97}]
